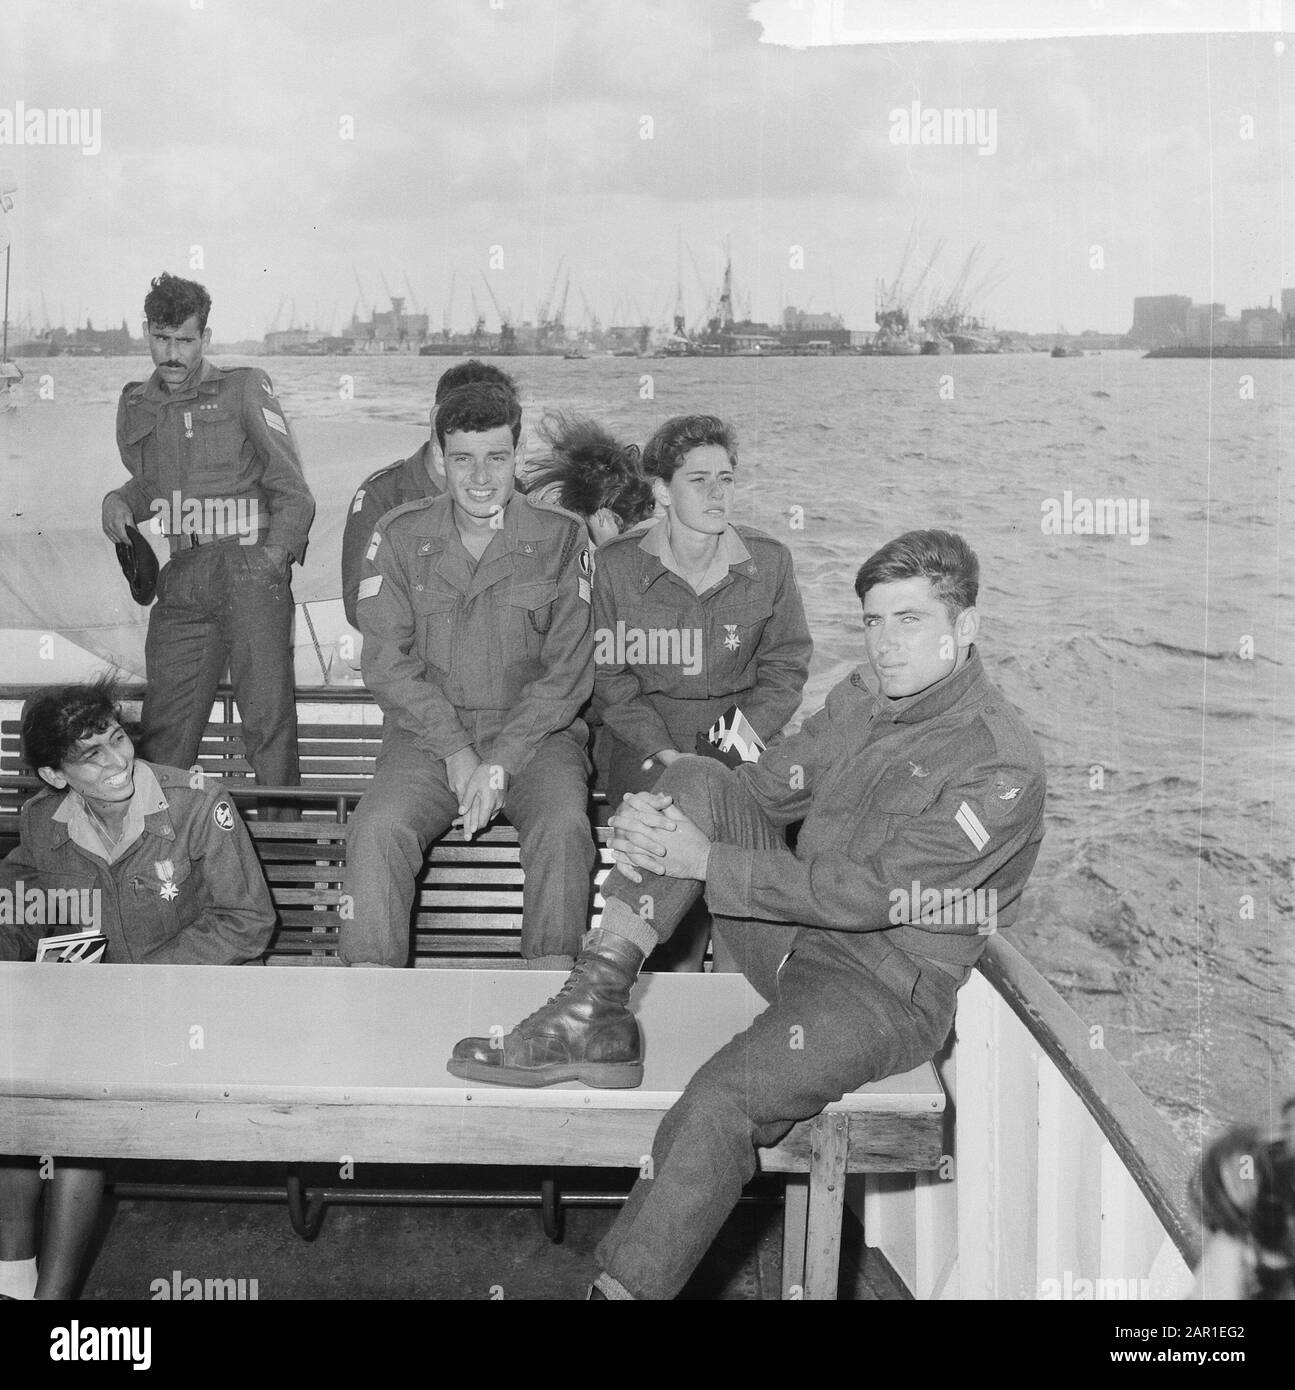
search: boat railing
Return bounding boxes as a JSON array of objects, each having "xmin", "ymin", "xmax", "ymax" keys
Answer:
[{"xmin": 860, "ymin": 933, "xmax": 1197, "ymax": 1299}]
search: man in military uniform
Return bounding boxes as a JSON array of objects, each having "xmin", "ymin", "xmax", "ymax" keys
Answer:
[
  {"xmin": 345, "ymin": 382, "xmax": 596, "ymax": 968},
  {"xmin": 100, "ymin": 273, "xmax": 314, "ymax": 804},
  {"xmin": 341, "ymin": 360, "xmax": 517, "ymax": 629},
  {"xmin": 0, "ymin": 678, "xmax": 273, "ymax": 1300},
  {"xmin": 449, "ymin": 529, "xmax": 1047, "ymax": 1300}
]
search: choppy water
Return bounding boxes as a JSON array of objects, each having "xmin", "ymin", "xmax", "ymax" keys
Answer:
[{"xmin": 12, "ymin": 350, "xmax": 1295, "ymax": 1142}]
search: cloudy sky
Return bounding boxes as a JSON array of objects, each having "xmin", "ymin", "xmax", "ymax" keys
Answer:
[{"xmin": 0, "ymin": 0, "xmax": 1289, "ymax": 339}]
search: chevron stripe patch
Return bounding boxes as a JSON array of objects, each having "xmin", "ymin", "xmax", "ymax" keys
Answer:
[{"xmin": 956, "ymin": 800, "xmax": 990, "ymax": 852}]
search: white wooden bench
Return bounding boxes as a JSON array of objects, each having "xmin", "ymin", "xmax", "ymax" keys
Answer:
[{"xmin": 0, "ymin": 961, "xmax": 945, "ymax": 1299}]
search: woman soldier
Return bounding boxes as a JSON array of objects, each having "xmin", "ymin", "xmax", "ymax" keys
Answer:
[{"xmin": 590, "ymin": 414, "xmax": 812, "ymax": 970}]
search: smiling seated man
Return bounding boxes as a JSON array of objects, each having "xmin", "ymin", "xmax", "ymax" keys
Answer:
[
  {"xmin": 449, "ymin": 529, "xmax": 1047, "ymax": 1300},
  {"xmin": 0, "ymin": 678, "xmax": 274, "ymax": 1300},
  {"xmin": 343, "ymin": 382, "xmax": 596, "ymax": 969}
]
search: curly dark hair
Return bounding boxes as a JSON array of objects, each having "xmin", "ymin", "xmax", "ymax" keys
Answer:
[
  {"xmin": 143, "ymin": 273, "xmax": 212, "ymax": 332},
  {"xmin": 434, "ymin": 359, "xmax": 518, "ymax": 405},
  {"xmin": 641, "ymin": 415, "xmax": 737, "ymax": 483},
  {"xmin": 524, "ymin": 414, "xmax": 656, "ymax": 532},
  {"xmin": 21, "ymin": 675, "xmax": 124, "ymax": 774},
  {"xmin": 434, "ymin": 382, "xmax": 522, "ymax": 449}
]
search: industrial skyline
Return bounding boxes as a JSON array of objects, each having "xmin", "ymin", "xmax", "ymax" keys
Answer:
[{"xmin": 0, "ymin": 1, "xmax": 1289, "ymax": 340}]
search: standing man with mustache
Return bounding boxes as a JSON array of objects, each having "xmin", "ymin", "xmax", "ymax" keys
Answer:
[{"xmin": 100, "ymin": 273, "xmax": 314, "ymax": 814}]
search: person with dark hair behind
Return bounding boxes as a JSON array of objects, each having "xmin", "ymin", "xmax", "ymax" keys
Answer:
[
  {"xmin": 341, "ymin": 360, "xmax": 520, "ymax": 628},
  {"xmin": 589, "ymin": 413, "xmax": 812, "ymax": 969},
  {"xmin": 0, "ymin": 678, "xmax": 274, "ymax": 1299},
  {"xmin": 1189, "ymin": 1102, "xmax": 1295, "ymax": 1299},
  {"xmin": 522, "ymin": 413, "xmax": 658, "ymax": 547},
  {"xmin": 344, "ymin": 383, "xmax": 597, "ymax": 969},
  {"xmin": 450, "ymin": 529, "xmax": 1047, "ymax": 1300}
]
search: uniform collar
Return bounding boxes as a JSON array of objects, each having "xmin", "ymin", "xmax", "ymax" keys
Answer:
[
  {"xmin": 138, "ymin": 356, "xmax": 223, "ymax": 405},
  {"xmin": 403, "ymin": 442, "xmax": 443, "ymax": 497},
  {"xmin": 636, "ymin": 520, "xmax": 754, "ymax": 594},
  {"xmin": 51, "ymin": 760, "xmax": 169, "ymax": 863},
  {"xmin": 415, "ymin": 492, "xmax": 536, "ymax": 594},
  {"xmin": 860, "ymin": 646, "xmax": 989, "ymax": 725}
]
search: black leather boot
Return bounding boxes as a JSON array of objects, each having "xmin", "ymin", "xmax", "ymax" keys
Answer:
[{"xmin": 447, "ymin": 929, "xmax": 645, "ymax": 1088}]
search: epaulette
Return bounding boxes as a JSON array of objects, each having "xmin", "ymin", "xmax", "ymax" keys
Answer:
[
  {"xmin": 732, "ymin": 523, "xmax": 786, "ymax": 551},
  {"xmin": 363, "ymin": 459, "xmax": 405, "ymax": 485},
  {"xmin": 521, "ymin": 490, "xmax": 587, "ymax": 530},
  {"xmin": 375, "ymin": 494, "xmax": 442, "ymax": 531}
]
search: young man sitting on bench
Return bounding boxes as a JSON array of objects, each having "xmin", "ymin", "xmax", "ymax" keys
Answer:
[{"xmin": 449, "ymin": 529, "xmax": 1047, "ymax": 1300}]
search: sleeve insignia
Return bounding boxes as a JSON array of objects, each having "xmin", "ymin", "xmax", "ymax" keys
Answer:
[
  {"xmin": 358, "ymin": 574, "xmax": 383, "ymax": 601},
  {"xmin": 262, "ymin": 407, "xmax": 289, "ymax": 435},
  {"xmin": 213, "ymin": 800, "xmax": 235, "ymax": 831}
]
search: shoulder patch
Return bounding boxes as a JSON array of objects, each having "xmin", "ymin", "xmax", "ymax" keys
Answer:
[
  {"xmin": 212, "ymin": 800, "xmax": 236, "ymax": 831},
  {"xmin": 578, "ymin": 547, "xmax": 593, "ymax": 576},
  {"xmin": 365, "ymin": 530, "xmax": 382, "ymax": 562},
  {"xmin": 351, "ymin": 488, "xmax": 366, "ymax": 514},
  {"xmin": 358, "ymin": 573, "xmax": 383, "ymax": 601},
  {"xmin": 260, "ymin": 375, "xmax": 276, "ymax": 397},
  {"xmin": 981, "ymin": 770, "xmax": 1032, "ymax": 823},
  {"xmin": 262, "ymin": 406, "xmax": 288, "ymax": 435}
]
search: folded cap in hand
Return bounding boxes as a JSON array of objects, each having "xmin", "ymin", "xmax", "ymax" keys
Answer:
[{"xmin": 115, "ymin": 524, "xmax": 159, "ymax": 605}]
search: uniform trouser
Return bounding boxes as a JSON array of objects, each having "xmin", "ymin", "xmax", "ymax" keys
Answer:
[
  {"xmin": 140, "ymin": 544, "xmax": 299, "ymax": 795},
  {"xmin": 340, "ymin": 724, "xmax": 596, "ymax": 967},
  {"xmin": 593, "ymin": 756, "xmax": 960, "ymax": 1300}
]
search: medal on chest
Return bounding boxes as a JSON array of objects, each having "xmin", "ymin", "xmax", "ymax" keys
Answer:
[{"xmin": 155, "ymin": 859, "xmax": 179, "ymax": 901}]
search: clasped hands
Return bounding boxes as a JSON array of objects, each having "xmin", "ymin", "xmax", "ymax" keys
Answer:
[
  {"xmin": 609, "ymin": 789, "xmax": 712, "ymax": 884},
  {"xmin": 446, "ymin": 747, "xmax": 507, "ymax": 839}
]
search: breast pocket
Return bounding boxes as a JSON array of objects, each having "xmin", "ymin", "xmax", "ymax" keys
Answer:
[
  {"xmin": 508, "ymin": 582, "xmax": 558, "ymax": 659},
  {"xmin": 32, "ymin": 872, "xmax": 100, "ymax": 930},
  {"xmin": 417, "ymin": 593, "xmax": 458, "ymax": 673},
  {"xmin": 710, "ymin": 593, "xmax": 774, "ymax": 674},
  {"xmin": 850, "ymin": 770, "xmax": 935, "ymax": 860},
  {"xmin": 191, "ymin": 409, "xmax": 240, "ymax": 480},
  {"xmin": 127, "ymin": 857, "xmax": 195, "ymax": 955}
]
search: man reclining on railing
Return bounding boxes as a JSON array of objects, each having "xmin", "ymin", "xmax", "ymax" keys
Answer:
[
  {"xmin": 0, "ymin": 678, "xmax": 273, "ymax": 1299},
  {"xmin": 449, "ymin": 529, "xmax": 1047, "ymax": 1300}
]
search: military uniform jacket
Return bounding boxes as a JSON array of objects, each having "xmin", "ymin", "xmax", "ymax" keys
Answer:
[
  {"xmin": 0, "ymin": 763, "xmax": 275, "ymax": 965},
  {"xmin": 591, "ymin": 523, "xmax": 812, "ymax": 757},
  {"xmin": 112, "ymin": 360, "xmax": 315, "ymax": 561},
  {"xmin": 356, "ymin": 492, "xmax": 593, "ymax": 775},
  {"xmin": 341, "ymin": 445, "xmax": 442, "ymax": 627},
  {"xmin": 706, "ymin": 649, "xmax": 1046, "ymax": 972}
]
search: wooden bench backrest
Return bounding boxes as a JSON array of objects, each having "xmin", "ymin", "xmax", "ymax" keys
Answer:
[{"xmin": 0, "ymin": 709, "xmax": 613, "ymax": 968}]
